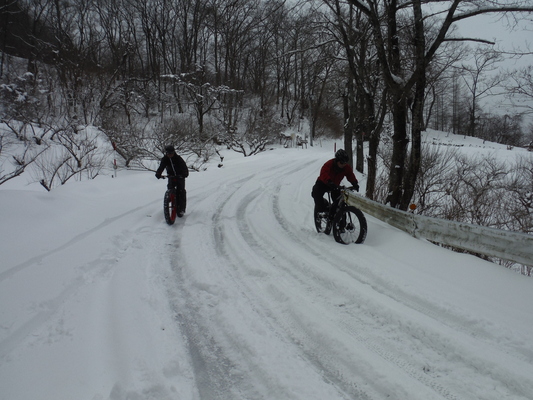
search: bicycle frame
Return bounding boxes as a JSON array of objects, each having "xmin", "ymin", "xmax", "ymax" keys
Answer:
[{"xmin": 328, "ymin": 188, "xmax": 346, "ymax": 217}]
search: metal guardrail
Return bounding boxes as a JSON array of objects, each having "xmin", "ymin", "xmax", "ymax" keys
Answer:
[{"xmin": 346, "ymin": 192, "xmax": 533, "ymax": 266}]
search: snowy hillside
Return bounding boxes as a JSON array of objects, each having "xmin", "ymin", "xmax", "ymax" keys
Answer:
[{"xmin": 1, "ymin": 135, "xmax": 533, "ymax": 400}]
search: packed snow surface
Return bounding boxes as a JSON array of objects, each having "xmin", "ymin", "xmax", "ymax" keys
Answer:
[{"xmin": 1, "ymin": 138, "xmax": 533, "ymax": 400}]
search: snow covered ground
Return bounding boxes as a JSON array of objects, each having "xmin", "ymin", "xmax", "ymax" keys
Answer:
[{"xmin": 1, "ymin": 134, "xmax": 533, "ymax": 400}]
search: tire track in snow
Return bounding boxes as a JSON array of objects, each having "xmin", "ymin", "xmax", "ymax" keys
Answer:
[
  {"xmin": 169, "ymin": 161, "xmax": 354, "ymax": 400},
  {"xmin": 268, "ymin": 171, "xmax": 533, "ymax": 399},
  {"xmin": 166, "ymin": 172, "xmax": 278, "ymax": 400},
  {"xmin": 233, "ymin": 189, "xmax": 374, "ymax": 400},
  {"xmin": 202, "ymin": 161, "xmax": 372, "ymax": 399},
  {"xmin": 268, "ymin": 181, "xmax": 469, "ymax": 399},
  {"xmin": 211, "ymin": 164, "xmax": 462, "ymax": 399},
  {"xmin": 0, "ymin": 199, "xmax": 160, "ymax": 282},
  {"xmin": 169, "ymin": 265, "xmax": 244, "ymax": 400},
  {"xmin": 167, "ymin": 153, "xmax": 531, "ymax": 400},
  {"xmin": 0, "ymin": 271, "xmax": 86, "ymax": 360},
  {"xmin": 232, "ymin": 188, "xmax": 398, "ymax": 399},
  {"xmin": 0, "ymin": 223, "xmax": 163, "ymax": 362}
]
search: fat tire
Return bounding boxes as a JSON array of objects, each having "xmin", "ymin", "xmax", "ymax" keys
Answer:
[
  {"xmin": 164, "ymin": 190, "xmax": 177, "ymax": 225},
  {"xmin": 333, "ymin": 206, "xmax": 367, "ymax": 244},
  {"xmin": 314, "ymin": 198, "xmax": 331, "ymax": 233}
]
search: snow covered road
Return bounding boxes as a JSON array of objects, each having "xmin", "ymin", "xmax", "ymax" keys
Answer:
[{"xmin": 1, "ymin": 145, "xmax": 533, "ymax": 400}]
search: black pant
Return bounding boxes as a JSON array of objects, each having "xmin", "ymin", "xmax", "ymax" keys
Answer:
[
  {"xmin": 311, "ymin": 180, "xmax": 340, "ymax": 218},
  {"xmin": 168, "ymin": 176, "xmax": 187, "ymax": 212}
]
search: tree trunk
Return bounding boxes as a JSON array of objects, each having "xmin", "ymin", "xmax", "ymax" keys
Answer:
[
  {"xmin": 401, "ymin": 85, "xmax": 423, "ymax": 210},
  {"xmin": 365, "ymin": 126, "xmax": 380, "ymax": 200},
  {"xmin": 343, "ymin": 77, "xmax": 355, "ymax": 166},
  {"xmin": 355, "ymin": 89, "xmax": 365, "ymax": 174},
  {"xmin": 400, "ymin": 0, "xmax": 425, "ymax": 210},
  {"xmin": 386, "ymin": 93, "xmax": 408, "ymax": 208}
]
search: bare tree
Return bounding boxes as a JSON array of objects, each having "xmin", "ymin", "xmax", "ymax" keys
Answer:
[
  {"xmin": 412, "ymin": 144, "xmax": 458, "ymax": 217},
  {"xmin": 504, "ymin": 154, "xmax": 533, "ymax": 234},
  {"xmin": 33, "ymin": 125, "xmax": 107, "ymax": 191},
  {"xmin": 459, "ymin": 47, "xmax": 504, "ymax": 137},
  {"xmin": 424, "ymin": 38, "xmax": 469, "ymax": 132},
  {"xmin": 165, "ymin": 68, "xmax": 223, "ymax": 137},
  {"xmin": 504, "ymin": 65, "xmax": 533, "ymax": 116},
  {"xmin": 323, "ymin": 0, "xmax": 387, "ymax": 197},
  {"xmin": 0, "ymin": 120, "xmax": 48, "ymax": 185},
  {"xmin": 225, "ymin": 102, "xmax": 283, "ymax": 156},
  {"xmin": 100, "ymin": 113, "xmax": 150, "ymax": 168},
  {"xmin": 344, "ymin": 0, "xmax": 533, "ymax": 210},
  {"xmin": 207, "ymin": 0, "xmax": 262, "ymax": 89},
  {"xmin": 477, "ymin": 113, "xmax": 524, "ymax": 146},
  {"xmin": 445, "ymin": 154, "xmax": 508, "ymax": 227},
  {"xmin": 150, "ymin": 114, "xmax": 217, "ymax": 172}
]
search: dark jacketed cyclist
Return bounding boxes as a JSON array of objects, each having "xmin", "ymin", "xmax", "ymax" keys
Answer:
[
  {"xmin": 312, "ymin": 149, "xmax": 359, "ymax": 232},
  {"xmin": 155, "ymin": 145, "xmax": 189, "ymax": 217}
]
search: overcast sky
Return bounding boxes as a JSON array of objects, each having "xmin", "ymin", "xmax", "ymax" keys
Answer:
[
  {"xmin": 454, "ymin": 13, "xmax": 531, "ymax": 66},
  {"xmin": 453, "ymin": 13, "xmax": 533, "ymax": 126}
]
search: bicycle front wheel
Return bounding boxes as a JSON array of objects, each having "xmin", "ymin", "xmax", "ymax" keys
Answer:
[
  {"xmin": 333, "ymin": 206, "xmax": 367, "ymax": 244},
  {"xmin": 164, "ymin": 190, "xmax": 177, "ymax": 225}
]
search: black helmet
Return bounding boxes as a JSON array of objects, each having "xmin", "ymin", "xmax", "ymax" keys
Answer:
[
  {"xmin": 335, "ymin": 149, "xmax": 349, "ymax": 164},
  {"xmin": 164, "ymin": 145, "xmax": 175, "ymax": 154}
]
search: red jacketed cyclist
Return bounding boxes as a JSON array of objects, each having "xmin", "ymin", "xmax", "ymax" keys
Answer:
[{"xmin": 312, "ymin": 149, "xmax": 359, "ymax": 233}]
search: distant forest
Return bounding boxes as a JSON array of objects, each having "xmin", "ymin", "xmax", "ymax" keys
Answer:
[{"xmin": 1, "ymin": 0, "xmax": 533, "ymax": 207}]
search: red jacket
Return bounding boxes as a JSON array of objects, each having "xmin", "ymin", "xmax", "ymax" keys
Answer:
[{"xmin": 318, "ymin": 159, "xmax": 358, "ymax": 186}]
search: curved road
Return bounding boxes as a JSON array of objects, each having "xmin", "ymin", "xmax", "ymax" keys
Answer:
[
  {"xmin": 160, "ymin": 149, "xmax": 533, "ymax": 400},
  {"xmin": 1, "ymin": 147, "xmax": 532, "ymax": 400}
]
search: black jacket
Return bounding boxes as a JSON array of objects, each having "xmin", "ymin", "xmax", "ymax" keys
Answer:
[{"xmin": 156, "ymin": 154, "xmax": 189, "ymax": 178}]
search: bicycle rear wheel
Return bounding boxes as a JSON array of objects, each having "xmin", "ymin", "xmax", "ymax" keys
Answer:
[
  {"xmin": 164, "ymin": 190, "xmax": 177, "ymax": 225},
  {"xmin": 314, "ymin": 210, "xmax": 329, "ymax": 233},
  {"xmin": 313, "ymin": 198, "xmax": 331, "ymax": 233},
  {"xmin": 333, "ymin": 206, "xmax": 367, "ymax": 244}
]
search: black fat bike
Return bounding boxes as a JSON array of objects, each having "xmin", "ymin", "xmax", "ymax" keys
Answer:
[
  {"xmin": 162, "ymin": 175, "xmax": 184, "ymax": 225},
  {"xmin": 314, "ymin": 186, "xmax": 367, "ymax": 244}
]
